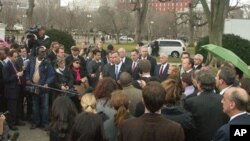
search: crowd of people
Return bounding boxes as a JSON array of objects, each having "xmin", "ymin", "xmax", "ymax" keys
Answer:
[{"xmin": 0, "ymin": 26, "xmax": 250, "ymax": 141}]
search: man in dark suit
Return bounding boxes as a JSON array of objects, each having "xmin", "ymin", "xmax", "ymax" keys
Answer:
[
  {"xmin": 105, "ymin": 51, "xmax": 131, "ymax": 81},
  {"xmin": 118, "ymin": 48, "xmax": 132, "ymax": 68},
  {"xmin": 97, "ymin": 41, "xmax": 107, "ymax": 65},
  {"xmin": 16, "ymin": 47, "xmax": 31, "ymax": 123},
  {"xmin": 215, "ymin": 66, "xmax": 236, "ymax": 95},
  {"xmin": 184, "ymin": 70, "xmax": 229, "ymax": 141},
  {"xmin": 182, "ymin": 57, "xmax": 194, "ymax": 74},
  {"xmin": 213, "ymin": 87, "xmax": 250, "ymax": 141},
  {"xmin": 130, "ymin": 49, "xmax": 140, "ymax": 80},
  {"xmin": 0, "ymin": 49, "xmax": 6, "ymax": 113},
  {"xmin": 87, "ymin": 49, "xmax": 103, "ymax": 88},
  {"xmin": 179, "ymin": 52, "xmax": 190, "ymax": 74},
  {"xmin": 46, "ymin": 41, "xmax": 59, "ymax": 64},
  {"xmin": 65, "ymin": 46, "xmax": 86, "ymax": 72},
  {"xmin": 120, "ymin": 81, "xmax": 184, "ymax": 141},
  {"xmin": 139, "ymin": 47, "xmax": 157, "ymax": 76},
  {"xmin": 154, "ymin": 53, "xmax": 169, "ymax": 82},
  {"xmin": 102, "ymin": 51, "xmax": 114, "ymax": 77},
  {"xmin": 193, "ymin": 54, "xmax": 203, "ymax": 70},
  {"xmin": 132, "ymin": 60, "xmax": 159, "ymax": 90},
  {"xmin": 3, "ymin": 50, "xmax": 23, "ymax": 130}
]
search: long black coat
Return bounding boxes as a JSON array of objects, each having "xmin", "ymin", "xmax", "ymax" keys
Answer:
[
  {"xmin": 87, "ymin": 60, "xmax": 103, "ymax": 88},
  {"xmin": 161, "ymin": 105, "xmax": 195, "ymax": 141},
  {"xmin": 54, "ymin": 68, "xmax": 74, "ymax": 90}
]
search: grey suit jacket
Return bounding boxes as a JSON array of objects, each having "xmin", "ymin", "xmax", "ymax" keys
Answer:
[{"xmin": 122, "ymin": 85, "xmax": 142, "ymax": 115}]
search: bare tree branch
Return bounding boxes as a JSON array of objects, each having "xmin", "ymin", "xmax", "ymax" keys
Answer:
[
  {"xmin": 177, "ymin": 19, "xmax": 189, "ymax": 25},
  {"xmin": 195, "ymin": 21, "xmax": 208, "ymax": 27},
  {"xmin": 200, "ymin": 0, "xmax": 211, "ymax": 19}
]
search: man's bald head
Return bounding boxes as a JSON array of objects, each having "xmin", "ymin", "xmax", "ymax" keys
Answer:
[
  {"xmin": 226, "ymin": 87, "xmax": 249, "ymax": 111},
  {"xmin": 118, "ymin": 48, "xmax": 126, "ymax": 58},
  {"xmin": 119, "ymin": 72, "xmax": 132, "ymax": 87}
]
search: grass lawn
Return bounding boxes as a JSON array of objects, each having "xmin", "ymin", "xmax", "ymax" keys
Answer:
[{"xmin": 103, "ymin": 43, "xmax": 195, "ymax": 64}]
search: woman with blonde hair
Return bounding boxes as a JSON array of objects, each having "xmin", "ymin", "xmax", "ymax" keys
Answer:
[
  {"xmin": 80, "ymin": 93, "xmax": 97, "ymax": 113},
  {"xmin": 167, "ymin": 65, "xmax": 182, "ymax": 90},
  {"xmin": 168, "ymin": 65, "xmax": 180, "ymax": 78},
  {"xmin": 104, "ymin": 90, "xmax": 131, "ymax": 141}
]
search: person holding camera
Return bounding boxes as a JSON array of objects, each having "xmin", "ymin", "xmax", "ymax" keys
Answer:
[{"xmin": 25, "ymin": 25, "xmax": 50, "ymax": 56}]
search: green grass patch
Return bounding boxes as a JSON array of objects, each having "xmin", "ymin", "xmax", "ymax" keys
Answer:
[{"xmin": 103, "ymin": 43, "xmax": 137, "ymax": 52}]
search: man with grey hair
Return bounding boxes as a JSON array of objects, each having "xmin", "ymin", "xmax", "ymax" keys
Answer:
[
  {"xmin": 193, "ymin": 54, "xmax": 203, "ymax": 70},
  {"xmin": 184, "ymin": 70, "xmax": 228, "ymax": 141},
  {"xmin": 213, "ymin": 87, "xmax": 250, "ymax": 141},
  {"xmin": 119, "ymin": 72, "xmax": 142, "ymax": 116},
  {"xmin": 118, "ymin": 48, "xmax": 132, "ymax": 68},
  {"xmin": 154, "ymin": 53, "xmax": 169, "ymax": 82},
  {"xmin": 139, "ymin": 47, "xmax": 157, "ymax": 76}
]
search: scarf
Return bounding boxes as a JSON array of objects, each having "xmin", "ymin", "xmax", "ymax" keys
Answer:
[{"xmin": 72, "ymin": 67, "xmax": 81, "ymax": 80}]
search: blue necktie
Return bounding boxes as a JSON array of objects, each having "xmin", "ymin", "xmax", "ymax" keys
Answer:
[{"xmin": 115, "ymin": 65, "xmax": 119, "ymax": 80}]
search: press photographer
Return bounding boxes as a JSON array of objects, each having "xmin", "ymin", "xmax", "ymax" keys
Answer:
[{"xmin": 25, "ymin": 25, "xmax": 50, "ymax": 56}]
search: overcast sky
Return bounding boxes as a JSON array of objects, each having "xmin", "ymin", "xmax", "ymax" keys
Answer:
[
  {"xmin": 60, "ymin": 0, "xmax": 72, "ymax": 7},
  {"xmin": 231, "ymin": 0, "xmax": 250, "ymax": 5},
  {"xmin": 60, "ymin": 0, "xmax": 250, "ymax": 7}
]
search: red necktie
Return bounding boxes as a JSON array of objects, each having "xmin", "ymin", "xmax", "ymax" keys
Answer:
[
  {"xmin": 132, "ymin": 62, "xmax": 136, "ymax": 72},
  {"xmin": 10, "ymin": 61, "xmax": 21, "ymax": 84},
  {"xmin": 159, "ymin": 65, "xmax": 164, "ymax": 77}
]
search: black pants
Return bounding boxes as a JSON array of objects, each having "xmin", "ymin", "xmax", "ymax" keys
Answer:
[
  {"xmin": 6, "ymin": 99, "xmax": 18, "ymax": 126},
  {"xmin": 17, "ymin": 88, "xmax": 25, "ymax": 121},
  {"xmin": 0, "ymin": 95, "xmax": 7, "ymax": 113}
]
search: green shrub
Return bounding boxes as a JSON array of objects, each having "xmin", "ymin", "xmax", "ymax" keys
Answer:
[
  {"xmin": 195, "ymin": 34, "xmax": 250, "ymax": 65},
  {"xmin": 46, "ymin": 29, "xmax": 75, "ymax": 53}
]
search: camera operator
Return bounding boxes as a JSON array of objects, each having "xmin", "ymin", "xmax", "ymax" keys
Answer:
[
  {"xmin": 25, "ymin": 25, "xmax": 50, "ymax": 57},
  {"xmin": 36, "ymin": 26, "xmax": 50, "ymax": 48}
]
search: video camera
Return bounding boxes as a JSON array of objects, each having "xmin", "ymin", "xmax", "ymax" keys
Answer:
[
  {"xmin": 25, "ymin": 25, "xmax": 39, "ymax": 40},
  {"xmin": 0, "ymin": 111, "xmax": 9, "ymax": 116}
]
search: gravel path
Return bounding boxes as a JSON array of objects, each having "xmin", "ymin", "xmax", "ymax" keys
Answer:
[{"xmin": 9, "ymin": 122, "xmax": 49, "ymax": 141}]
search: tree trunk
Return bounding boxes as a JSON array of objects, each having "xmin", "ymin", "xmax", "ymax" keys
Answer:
[
  {"xmin": 188, "ymin": 3, "xmax": 195, "ymax": 47},
  {"xmin": 26, "ymin": 0, "xmax": 35, "ymax": 28},
  {"xmin": 116, "ymin": 34, "xmax": 120, "ymax": 44},
  {"xmin": 135, "ymin": 0, "xmax": 149, "ymax": 42},
  {"xmin": 200, "ymin": 0, "xmax": 229, "ymax": 66}
]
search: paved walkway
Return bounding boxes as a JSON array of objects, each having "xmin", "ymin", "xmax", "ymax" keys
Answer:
[{"xmin": 9, "ymin": 123, "xmax": 49, "ymax": 141}]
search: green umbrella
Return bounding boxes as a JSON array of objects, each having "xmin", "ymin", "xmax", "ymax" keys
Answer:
[{"xmin": 201, "ymin": 44, "xmax": 250, "ymax": 76}]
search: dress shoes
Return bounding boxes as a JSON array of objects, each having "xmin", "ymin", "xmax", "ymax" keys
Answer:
[{"xmin": 9, "ymin": 126, "xmax": 18, "ymax": 131}]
